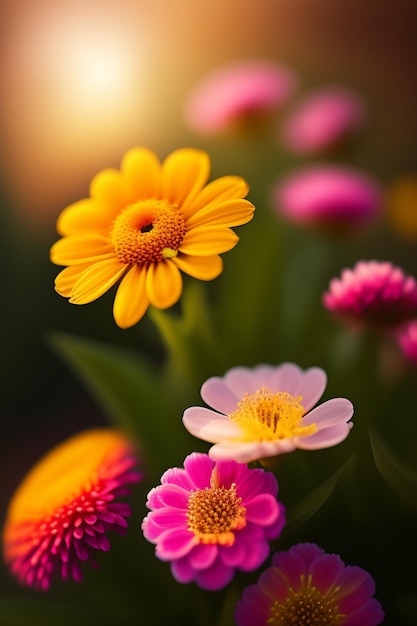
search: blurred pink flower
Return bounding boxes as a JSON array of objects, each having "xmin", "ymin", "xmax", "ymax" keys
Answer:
[
  {"xmin": 182, "ymin": 363, "xmax": 353, "ymax": 463},
  {"xmin": 141, "ymin": 452, "xmax": 285, "ymax": 590},
  {"xmin": 273, "ymin": 165, "xmax": 382, "ymax": 233},
  {"xmin": 234, "ymin": 543, "xmax": 384, "ymax": 626},
  {"xmin": 323, "ymin": 260, "xmax": 417, "ymax": 329},
  {"xmin": 395, "ymin": 319, "xmax": 417, "ymax": 364},
  {"xmin": 281, "ymin": 86, "xmax": 366, "ymax": 154},
  {"xmin": 185, "ymin": 60, "xmax": 297, "ymax": 134}
]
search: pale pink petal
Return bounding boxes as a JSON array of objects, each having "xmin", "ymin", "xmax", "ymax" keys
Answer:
[
  {"xmin": 200, "ymin": 376, "xmax": 241, "ymax": 413},
  {"xmin": 296, "ymin": 422, "xmax": 353, "ymax": 449},
  {"xmin": 182, "ymin": 407, "xmax": 242, "ymax": 442},
  {"xmin": 301, "ymin": 397, "xmax": 354, "ymax": 427},
  {"xmin": 208, "ymin": 439, "xmax": 296, "ymax": 463}
]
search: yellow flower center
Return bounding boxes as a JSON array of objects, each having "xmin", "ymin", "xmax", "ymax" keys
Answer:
[
  {"xmin": 229, "ymin": 387, "xmax": 317, "ymax": 441},
  {"xmin": 186, "ymin": 469, "xmax": 246, "ymax": 545},
  {"xmin": 110, "ymin": 199, "xmax": 187, "ymax": 265},
  {"xmin": 268, "ymin": 578, "xmax": 343, "ymax": 625}
]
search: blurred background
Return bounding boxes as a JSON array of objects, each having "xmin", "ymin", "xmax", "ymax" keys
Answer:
[{"xmin": 1, "ymin": 0, "xmax": 417, "ymax": 624}]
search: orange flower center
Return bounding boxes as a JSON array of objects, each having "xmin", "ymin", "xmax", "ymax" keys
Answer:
[
  {"xmin": 268, "ymin": 579, "xmax": 343, "ymax": 625},
  {"xmin": 110, "ymin": 199, "xmax": 187, "ymax": 265},
  {"xmin": 229, "ymin": 387, "xmax": 317, "ymax": 441},
  {"xmin": 186, "ymin": 469, "xmax": 246, "ymax": 545}
]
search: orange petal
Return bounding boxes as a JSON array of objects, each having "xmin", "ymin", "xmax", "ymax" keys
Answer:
[
  {"xmin": 69, "ymin": 259, "xmax": 127, "ymax": 305},
  {"xmin": 162, "ymin": 149, "xmax": 210, "ymax": 209},
  {"xmin": 50, "ymin": 234, "xmax": 114, "ymax": 265},
  {"xmin": 187, "ymin": 198, "xmax": 254, "ymax": 229},
  {"xmin": 113, "ymin": 265, "xmax": 149, "ymax": 329},
  {"xmin": 56, "ymin": 199, "xmax": 112, "ymax": 236},
  {"xmin": 89, "ymin": 168, "xmax": 130, "ymax": 216},
  {"xmin": 179, "ymin": 226, "xmax": 239, "ymax": 256},
  {"xmin": 145, "ymin": 260, "xmax": 183, "ymax": 309},
  {"xmin": 120, "ymin": 147, "xmax": 162, "ymax": 202},
  {"xmin": 182, "ymin": 175, "xmax": 249, "ymax": 220},
  {"xmin": 172, "ymin": 254, "xmax": 223, "ymax": 280},
  {"xmin": 54, "ymin": 263, "xmax": 92, "ymax": 297}
]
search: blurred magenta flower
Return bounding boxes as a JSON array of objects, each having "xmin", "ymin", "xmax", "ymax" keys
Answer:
[
  {"xmin": 323, "ymin": 260, "xmax": 417, "ymax": 329},
  {"xmin": 141, "ymin": 452, "xmax": 285, "ymax": 590},
  {"xmin": 3, "ymin": 429, "xmax": 141, "ymax": 590},
  {"xmin": 395, "ymin": 319, "xmax": 417, "ymax": 364},
  {"xmin": 281, "ymin": 86, "xmax": 366, "ymax": 154},
  {"xmin": 234, "ymin": 543, "xmax": 384, "ymax": 626},
  {"xmin": 273, "ymin": 165, "xmax": 382, "ymax": 233},
  {"xmin": 185, "ymin": 60, "xmax": 297, "ymax": 135},
  {"xmin": 182, "ymin": 363, "xmax": 353, "ymax": 463}
]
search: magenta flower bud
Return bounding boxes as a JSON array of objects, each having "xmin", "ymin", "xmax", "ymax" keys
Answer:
[
  {"xmin": 185, "ymin": 60, "xmax": 297, "ymax": 135},
  {"xmin": 273, "ymin": 165, "xmax": 382, "ymax": 233},
  {"xmin": 396, "ymin": 319, "xmax": 417, "ymax": 364},
  {"xmin": 281, "ymin": 86, "xmax": 366, "ymax": 154}
]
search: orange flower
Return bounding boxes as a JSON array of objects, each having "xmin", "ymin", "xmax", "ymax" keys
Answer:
[{"xmin": 51, "ymin": 148, "xmax": 254, "ymax": 328}]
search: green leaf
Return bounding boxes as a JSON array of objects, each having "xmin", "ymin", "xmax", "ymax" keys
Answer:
[
  {"xmin": 370, "ymin": 430, "xmax": 417, "ymax": 512},
  {"xmin": 282, "ymin": 455, "xmax": 356, "ymax": 537},
  {"xmin": 46, "ymin": 331, "xmax": 192, "ymax": 476}
]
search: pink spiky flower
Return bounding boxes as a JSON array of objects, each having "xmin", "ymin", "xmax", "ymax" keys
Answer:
[
  {"xmin": 235, "ymin": 543, "xmax": 384, "ymax": 626},
  {"xmin": 3, "ymin": 429, "xmax": 141, "ymax": 590},
  {"xmin": 281, "ymin": 86, "xmax": 366, "ymax": 154},
  {"xmin": 141, "ymin": 452, "xmax": 285, "ymax": 590},
  {"xmin": 182, "ymin": 363, "xmax": 353, "ymax": 464},
  {"xmin": 185, "ymin": 59, "xmax": 297, "ymax": 135},
  {"xmin": 323, "ymin": 260, "xmax": 417, "ymax": 329}
]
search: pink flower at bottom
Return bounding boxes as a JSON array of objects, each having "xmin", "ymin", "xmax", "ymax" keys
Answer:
[
  {"xmin": 323, "ymin": 260, "xmax": 417, "ymax": 329},
  {"xmin": 185, "ymin": 60, "xmax": 297, "ymax": 135},
  {"xmin": 141, "ymin": 453, "xmax": 285, "ymax": 590},
  {"xmin": 235, "ymin": 543, "xmax": 384, "ymax": 626},
  {"xmin": 183, "ymin": 363, "xmax": 353, "ymax": 464}
]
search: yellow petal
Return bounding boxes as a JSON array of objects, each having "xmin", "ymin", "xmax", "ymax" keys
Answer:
[
  {"xmin": 54, "ymin": 263, "xmax": 92, "ymax": 297},
  {"xmin": 89, "ymin": 168, "xmax": 130, "ymax": 216},
  {"xmin": 187, "ymin": 198, "xmax": 255, "ymax": 229},
  {"xmin": 69, "ymin": 259, "xmax": 127, "ymax": 304},
  {"xmin": 56, "ymin": 199, "xmax": 112, "ymax": 236},
  {"xmin": 113, "ymin": 265, "xmax": 149, "ymax": 329},
  {"xmin": 162, "ymin": 149, "xmax": 210, "ymax": 209},
  {"xmin": 182, "ymin": 175, "xmax": 249, "ymax": 220},
  {"xmin": 172, "ymin": 254, "xmax": 223, "ymax": 280},
  {"xmin": 50, "ymin": 234, "xmax": 114, "ymax": 265},
  {"xmin": 120, "ymin": 147, "xmax": 162, "ymax": 202},
  {"xmin": 145, "ymin": 260, "xmax": 183, "ymax": 309},
  {"xmin": 179, "ymin": 226, "xmax": 239, "ymax": 256}
]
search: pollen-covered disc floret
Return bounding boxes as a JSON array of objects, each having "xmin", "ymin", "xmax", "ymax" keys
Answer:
[
  {"xmin": 234, "ymin": 543, "xmax": 385, "ymax": 626},
  {"xmin": 2, "ymin": 429, "xmax": 141, "ymax": 591},
  {"xmin": 141, "ymin": 453, "xmax": 285, "ymax": 590},
  {"xmin": 182, "ymin": 363, "xmax": 354, "ymax": 464},
  {"xmin": 50, "ymin": 147, "xmax": 254, "ymax": 329}
]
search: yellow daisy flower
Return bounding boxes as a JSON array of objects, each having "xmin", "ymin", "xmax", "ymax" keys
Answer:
[{"xmin": 50, "ymin": 148, "xmax": 254, "ymax": 328}]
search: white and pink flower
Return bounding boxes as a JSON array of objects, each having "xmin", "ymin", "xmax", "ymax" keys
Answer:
[
  {"xmin": 182, "ymin": 363, "xmax": 354, "ymax": 463},
  {"xmin": 141, "ymin": 453, "xmax": 285, "ymax": 590}
]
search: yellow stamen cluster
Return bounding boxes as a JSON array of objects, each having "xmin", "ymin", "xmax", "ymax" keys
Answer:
[
  {"xmin": 229, "ymin": 387, "xmax": 317, "ymax": 441},
  {"xmin": 186, "ymin": 470, "xmax": 246, "ymax": 545},
  {"xmin": 110, "ymin": 199, "xmax": 186, "ymax": 265},
  {"xmin": 268, "ymin": 578, "xmax": 343, "ymax": 625}
]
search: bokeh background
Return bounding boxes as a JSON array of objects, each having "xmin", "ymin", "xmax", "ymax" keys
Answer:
[{"xmin": 1, "ymin": 0, "xmax": 417, "ymax": 624}]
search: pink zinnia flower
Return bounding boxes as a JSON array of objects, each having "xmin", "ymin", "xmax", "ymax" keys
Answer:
[
  {"xmin": 235, "ymin": 543, "xmax": 384, "ymax": 626},
  {"xmin": 141, "ymin": 452, "xmax": 285, "ymax": 590},
  {"xmin": 396, "ymin": 318, "xmax": 417, "ymax": 364},
  {"xmin": 273, "ymin": 165, "xmax": 382, "ymax": 233},
  {"xmin": 281, "ymin": 86, "xmax": 366, "ymax": 154},
  {"xmin": 182, "ymin": 363, "xmax": 353, "ymax": 463},
  {"xmin": 185, "ymin": 60, "xmax": 297, "ymax": 135},
  {"xmin": 3, "ymin": 429, "xmax": 141, "ymax": 590},
  {"xmin": 323, "ymin": 260, "xmax": 417, "ymax": 329}
]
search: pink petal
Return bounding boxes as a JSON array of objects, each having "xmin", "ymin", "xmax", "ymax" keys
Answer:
[
  {"xmin": 188, "ymin": 544, "xmax": 218, "ymax": 570},
  {"xmin": 342, "ymin": 599, "xmax": 385, "ymax": 626},
  {"xmin": 245, "ymin": 494, "xmax": 280, "ymax": 525},
  {"xmin": 238, "ymin": 538, "xmax": 270, "ymax": 571},
  {"xmin": 183, "ymin": 452, "xmax": 214, "ymax": 488},
  {"xmin": 171, "ymin": 557, "xmax": 195, "ymax": 583},
  {"xmin": 296, "ymin": 422, "xmax": 353, "ymax": 449},
  {"xmin": 302, "ymin": 397, "xmax": 354, "ymax": 427},
  {"xmin": 209, "ymin": 439, "xmax": 296, "ymax": 463},
  {"xmin": 182, "ymin": 407, "xmax": 242, "ymax": 442},
  {"xmin": 156, "ymin": 527, "xmax": 197, "ymax": 560},
  {"xmin": 195, "ymin": 557, "xmax": 235, "ymax": 590},
  {"xmin": 156, "ymin": 483, "xmax": 189, "ymax": 509},
  {"xmin": 224, "ymin": 366, "xmax": 265, "ymax": 397},
  {"xmin": 200, "ymin": 376, "xmax": 241, "ymax": 413},
  {"xmin": 219, "ymin": 540, "xmax": 247, "ymax": 567},
  {"xmin": 309, "ymin": 553, "xmax": 345, "ymax": 593}
]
